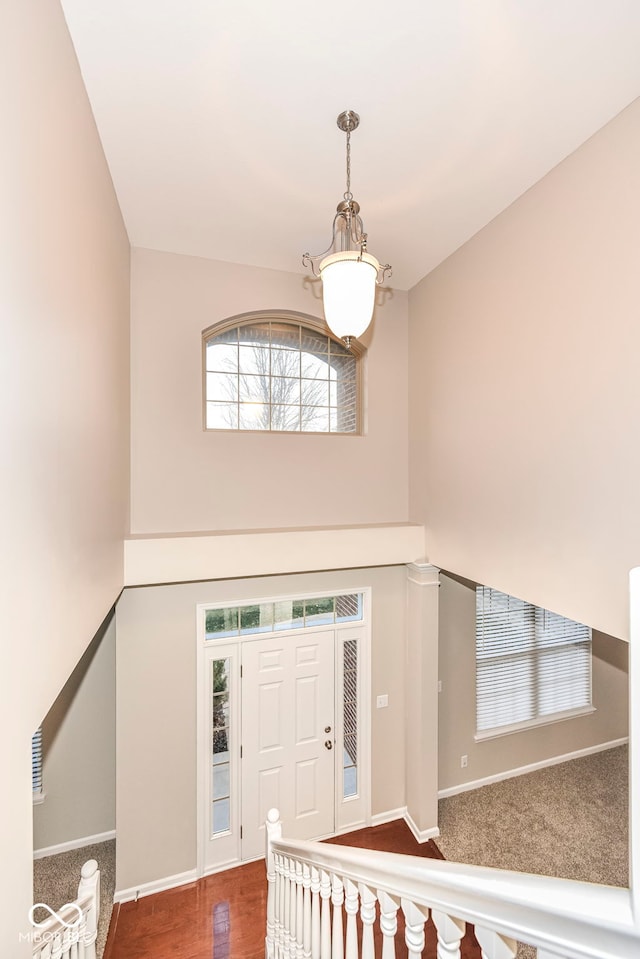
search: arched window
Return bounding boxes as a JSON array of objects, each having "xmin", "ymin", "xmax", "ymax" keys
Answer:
[{"xmin": 203, "ymin": 313, "xmax": 362, "ymax": 434}]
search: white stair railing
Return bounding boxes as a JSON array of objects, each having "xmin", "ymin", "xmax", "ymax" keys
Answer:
[
  {"xmin": 31, "ymin": 859, "xmax": 100, "ymax": 959},
  {"xmin": 265, "ymin": 810, "xmax": 639, "ymax": 959}
]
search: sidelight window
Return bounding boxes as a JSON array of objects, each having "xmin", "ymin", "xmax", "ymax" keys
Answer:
[
  {"xmin": 211, "ymin": 658, "xmax": 231, "ymax": 835},
  {"xmin": 342, "ymin": 638, "xmax": 358, "ymax": 798}
]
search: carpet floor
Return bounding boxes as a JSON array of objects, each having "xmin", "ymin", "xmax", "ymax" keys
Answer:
[{"xmin": 435, "ymin": 744, "xmax": 629, "ymax": 956}]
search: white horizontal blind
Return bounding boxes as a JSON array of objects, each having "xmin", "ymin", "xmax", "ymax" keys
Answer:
[
  {"xmin": 32, "ymin": 728, "xmax": 43, "ymax": 795},
  {"xmin": 476, "ymin": 587, "xmax": 591, "ymax": 734}
]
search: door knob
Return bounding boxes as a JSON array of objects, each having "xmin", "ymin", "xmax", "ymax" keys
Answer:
[
  {"xmin": 324, "ymin": 740, "xmax": 333, "ymax": 750},
  {"xmin": 325, "ymin": 726, "xmax": 332, "ymax": 733}
]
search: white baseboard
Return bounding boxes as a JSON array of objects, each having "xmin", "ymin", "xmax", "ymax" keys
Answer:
[
  {"xmin": 369, "ymin": 806, "xmax": 407, "ymax": 828},
  {"xmin": 114, "ymin": 868, "xmax": 198, "ymax": 904},
  {"xmin": 438, "ymin": 737, "xmax": 629, "ymax": 799},
  {"xmin": 33, "ymin": 830, "xmax": 116, "ymax": 860},
  {"xmin": 404, "ymin": 810, "xmax": 440, "ymax": 844}
]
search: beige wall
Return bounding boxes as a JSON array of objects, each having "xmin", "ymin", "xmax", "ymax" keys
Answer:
[
  {"xmin": 409, "ymin": 98, "xmax": 640, "ymax": 641},
  {"xmin": 33, "ymin": 614, "xmax": 116, "ymax": 852},
  {"xmin": 1, "ymin": 1, "xmax": 129, "ymax": 948},
  {"xmin": 405, "ymin": 566, "xmax": 440, "ymax": 836},
  {"xmin": 438, "ymin": 572, "xmax": 629, "ymax": 792},
  {"xmin": 130, "ymin": 247, "xmax": 409, "ymax": 534},
  {"xmin": 115, "ymin": 566, "xmax": 406, "ymax": 892}
]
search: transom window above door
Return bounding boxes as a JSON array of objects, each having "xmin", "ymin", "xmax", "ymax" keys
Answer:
[
  {"xmin": 203, "ymin": 315, "xmax": 361, "ymax": 433},
  {"xmin": 204, "ymin": 593, "xmax": 363, "ymax": 640}
]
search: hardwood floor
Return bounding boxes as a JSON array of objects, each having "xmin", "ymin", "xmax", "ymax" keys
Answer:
[{"xmin": 105, "ymin": 820, "xmax": 480, "ymax": 959}]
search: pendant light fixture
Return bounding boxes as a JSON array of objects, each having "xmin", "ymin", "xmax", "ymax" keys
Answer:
[{"xmin": 303, "ymin": 111, "xmax": 391, "ymax": 349}]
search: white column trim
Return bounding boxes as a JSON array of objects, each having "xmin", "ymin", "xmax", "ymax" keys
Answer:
[{"xmin": 406, "ymin": 561, "xmax": 441, "ymax": 587}]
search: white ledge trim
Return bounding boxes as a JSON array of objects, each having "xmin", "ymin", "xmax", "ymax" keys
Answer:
[{"xmin": 124, "ymin": 524, "xmax": 425, "ymax": 586}]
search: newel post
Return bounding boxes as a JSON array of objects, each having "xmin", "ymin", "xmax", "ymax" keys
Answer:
[
  {"xmin": 77, "ymin": 859, "xmax": 100, "ymax": 959},
  {"xmin": 266, "ymin": 808, "xmax": 283, "ymax": 959}
]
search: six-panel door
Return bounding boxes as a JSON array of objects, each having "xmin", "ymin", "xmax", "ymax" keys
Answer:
[{"xmin": 241, "ymin": 630, "xmax": 335, "ymax": 860}]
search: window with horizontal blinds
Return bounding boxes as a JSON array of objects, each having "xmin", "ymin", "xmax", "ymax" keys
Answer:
[
  {"xmin": 476, "ymin": 587, "xmax": 592, "ymax": 735},
  {"xmin": 32, "ymin": 728, "xmax": 43, "ymax": 796}
]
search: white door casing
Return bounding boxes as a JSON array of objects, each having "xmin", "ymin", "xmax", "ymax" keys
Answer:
[
  {"xmin": 197, "ymin": 589, "xmax": 370, "ymax": 876},
  {"xmin": 241, "ymin": 631, "xmax": 335, "ymax": 860}
]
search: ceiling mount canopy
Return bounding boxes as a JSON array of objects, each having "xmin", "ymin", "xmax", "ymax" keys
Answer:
[{"xmin": 303, "ymin": 111, "xmax": 391, "ymax": 349}]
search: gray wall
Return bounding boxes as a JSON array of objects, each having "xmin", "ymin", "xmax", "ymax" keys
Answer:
[
  {"xmin": 115, "ymin": 566, "xmax": 407, "ymax": 893},
  {"xmin": 438, "ymin": 572, "xmax": 629, "ymax": 792},
  {"xmin": 33, "ymin": 614, "xmax": 116, "ymax": 852}
]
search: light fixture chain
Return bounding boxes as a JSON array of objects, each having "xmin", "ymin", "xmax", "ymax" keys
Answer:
[{"xmin": 344, "ymin": 128, "xmax": 352, "ymax": 201}]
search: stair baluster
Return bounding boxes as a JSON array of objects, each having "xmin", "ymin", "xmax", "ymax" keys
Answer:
[
  {"xmin": 319, "ymin": 869, "xmax": 332, "ymax": 959},
  {"xmin": 296, "ymin": 861, "xmax": 304, "ymax": 959},
  {"xmin": 331, "ymin": 875, "xmax": 344, "ymax": 959},
  {"xmin": 344, "ymin": 879, "xmax": 359, "ymax": 959},
  {"xmin": 401, "ymin": 899, "xmax": 429, "ymax": 959},
  {"xmin": 432, "ymin": 909, "xmax": 465, "ymax": 959},
  {"xmin": 289, "ymin": 858, "xmax": 298, "ymax": 959},
  {"xmin": 378, "ymin": 889, "xmax": 399, "ymax": 959},
  {"xmin": 358, "ymin": 883, "xmax": 377, "ymax": 959},
  {"xmin": 310, "ymin": 866, "xmax": 321, "ymax": 959},
  {"xmin": 283, "ymin": 857, "xmax": 292, "ymax": 959},
  {"xmin": 475, "ymin": 926, "xmax": 517, "ymax": 959},
  {"xmin": 302, "ymin": 863, "xmax": 312, "ymax": 959}
]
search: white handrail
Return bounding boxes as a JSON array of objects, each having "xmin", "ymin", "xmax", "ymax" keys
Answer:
[{"xmin": 265, "ymin": 811, "xmax": 639, "ymax": 959}]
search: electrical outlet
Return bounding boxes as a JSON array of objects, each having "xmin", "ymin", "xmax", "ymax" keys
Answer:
[
  {"xmin": 460, "ymin": 755, "xmax": 468, "ymax": 769},
  {"xmin": 376, "ymin": 694, "xmax": 389, "ymax": 708}
]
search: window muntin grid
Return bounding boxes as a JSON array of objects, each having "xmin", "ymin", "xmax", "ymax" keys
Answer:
[
  {"xmin": 204, "ymin": 594, "xmax": 363, "ymax": 640},
  {"xmin": 204, "ymin": 320, "xmax": 359, "ymax": 434}
]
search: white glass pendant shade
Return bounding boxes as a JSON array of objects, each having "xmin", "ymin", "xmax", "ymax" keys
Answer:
[{"xmin": 319, "ymin": 250, "xmax": 379, "ymax": 340}]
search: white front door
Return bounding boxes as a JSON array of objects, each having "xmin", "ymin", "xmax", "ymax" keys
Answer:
[{"xmin": 241, "ymin": 630, "xmax": 335, "ymax": 860}]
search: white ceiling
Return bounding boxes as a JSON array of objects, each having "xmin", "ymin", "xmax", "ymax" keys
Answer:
[{"xmin": 61, "ymin": 1, "xmax": 640, "ymax": 291}]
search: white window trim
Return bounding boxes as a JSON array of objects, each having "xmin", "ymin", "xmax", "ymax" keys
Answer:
[{"xmin": 474, "ymin": 704, "xmax": 596, "ymax": 742}]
